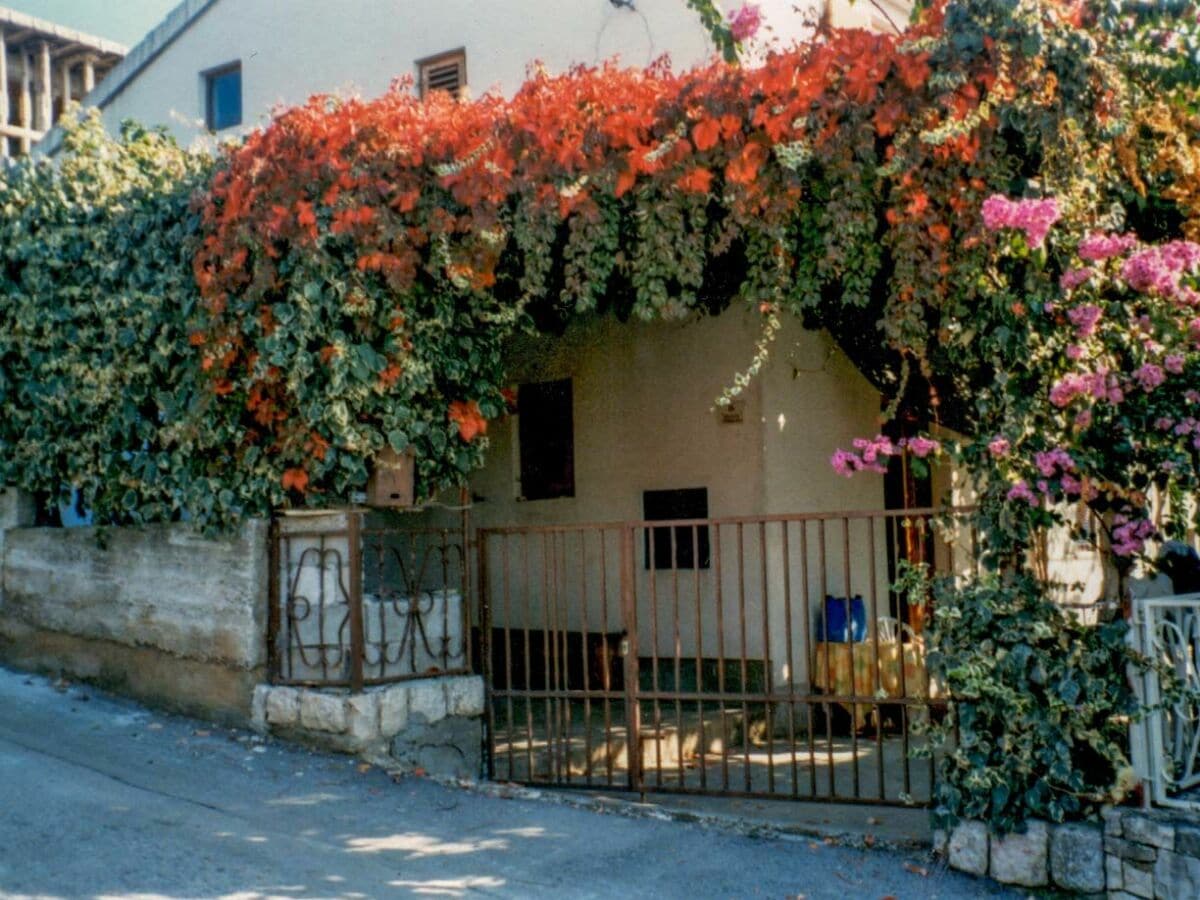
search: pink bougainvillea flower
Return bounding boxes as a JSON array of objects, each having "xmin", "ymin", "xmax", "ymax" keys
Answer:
[
  {"xmin": 1112, "ymin": 515, "xmax": 1157, "ymax": 557},
  {"xmin": 987, "ymin": 436, "xmax": 1010, "ymax": 457},
  {"xmin": 1121, "ymin": 241, "xmax": 1200, "ymax": 296},
  {"xmin": 831, "ymin": 434, "xmax": 901, "ymax": 476},
  {"xmin": 1034, "ymin": 447, "xmax": 1075, "ymax": 477},
  {"xmin": 727, "ymin": 3, "xmax": 763, "ymax": 42},
  {"xmin": 1134, "ymin": 363, "xmax": 1165, "ymax": 392},
  {"xmin": 831, "ymin": 448, "xmax": 859, "ymax": 477},
  {"xmin": 902, "ymin": 435, "xmax": 941, "ymax": 458},
  {"xmin": 1165, "ymin": 354, "xmax": 1185, "ymax": 375},
  {"xmin": 1060, "ymin": 267, "xmax": 1093, "ymax": 290},
  {"xmin": 1049, "ymin": 369, "xmax": 1108, "ymax": 408},
  {"xmin": 1078, "ymin": 232, "xmax": 1136, "ymax": 262},
  {"xmin": 980, "ymin": 195, "xmax": 1061, "ymax": 248},
  {"xmin": 1007, "ymin": 481, "xmax": 1039, "ymax": 506},
  {"xmin": 1067, "ymin": 304, "xmax": 1102, "ymax": 339}
]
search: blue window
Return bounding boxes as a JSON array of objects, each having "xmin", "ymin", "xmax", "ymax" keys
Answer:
[{"xmin": 205, "ymin": 63, "xmax": 242, "ymax": 131}]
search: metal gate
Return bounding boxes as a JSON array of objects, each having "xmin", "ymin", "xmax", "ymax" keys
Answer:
[{"xmin": 478, "ymin": 508, "xmax": 973, "ymax": 805}]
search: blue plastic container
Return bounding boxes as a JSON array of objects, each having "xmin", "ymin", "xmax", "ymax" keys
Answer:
[{"xmin": 818, "ymin": 594, "xmax": 866, "ymax": 643}]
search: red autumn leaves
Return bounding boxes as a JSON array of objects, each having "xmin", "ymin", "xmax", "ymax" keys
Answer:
[
  {"xmin": 186, "ymin": 14, "xmax": 972, "ymax": 501},
  {"xmin": 449, "ymin": 400, "xmax": 487, "ymax": 443}
]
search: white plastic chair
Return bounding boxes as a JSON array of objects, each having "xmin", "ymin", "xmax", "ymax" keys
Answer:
[
  {"xmin": 876, "ymin": 616, "xmax": 918, "ymax": 643},
  {"xmin": 877, "ymin": 616, "xmax": 901, "ymax": 642}
]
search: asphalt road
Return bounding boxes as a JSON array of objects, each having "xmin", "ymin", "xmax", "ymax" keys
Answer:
[{"xmin": 0, "ymin": 667, "xmax": 1015, "ymax": 899}]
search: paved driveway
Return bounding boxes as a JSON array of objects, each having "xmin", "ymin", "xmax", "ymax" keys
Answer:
[{"xmin": 0, "ymin": 667, "xmax": 1014, "ymax": 899}]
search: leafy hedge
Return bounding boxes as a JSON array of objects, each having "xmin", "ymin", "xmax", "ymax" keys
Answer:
[
  {"xmin": 923, "ymin": 574, "xmax": 1138, "ymax": 833},
  {"xmin": 0, "ymin": 115, "xmax": 211, "ymax": 525}
]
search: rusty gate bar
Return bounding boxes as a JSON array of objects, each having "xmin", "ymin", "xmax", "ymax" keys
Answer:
[
  {"xmin": 347, "ymin": 511, "xmax": 365, "ymax": 692},
  {"xmin": 620, "ymin": 525, "xmax": 642, "ymax": 794},
  {"xmin": 478, "ymin": 507, "xmax": 975, "ymax": 806}
]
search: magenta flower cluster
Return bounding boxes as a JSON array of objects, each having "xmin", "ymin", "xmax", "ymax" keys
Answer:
[
  {"xmin": 830, "ymin": 434, "xmax": 941, "ymax": 477},
  {"xmin": 1067, "ymin": 304, "xmax": 1102, "ymax": 339},
  {"xmin": 1034, "ymin": 447, "xmax": 1075, "ymax": 477},
  {"xmin": 1120, "ymin": 241, "xmax": 1200, "ymax": 297},
  {"xmin": 727, "ymin": 3, "xmax": 763, "ymax": 42},
  {"xmin": 981, "ymin": 195, "xmax": 1061, "ymax": 248},
  {"xmin": 831, "ymin": 434, "xmax": 896, "ymax": 476},
  {"xmin": 1134, "ymin": 363, "xmax": 1166, "ymax": 392},
  {"xmin": 1078, "ymin": 232, "xmax": 1136, "ymax": 262},
  {"xmin": 1049, "ymin": 369, "xmax": 1119, "ymax": 408},
  {"xmin": 905, "ymin": 435, "xmax": 941, "ymax": 458},
  {"xmin": 1060, "ymin": 267, "xmax": 1093, "ymax": 290},
  {"xmin": 1006, "ymin": 481, "xmax": 1039, "ymax": 506},
  {"xmin": 1112, "ymin": 515, "xmax": 1157, "ymax": 557}
]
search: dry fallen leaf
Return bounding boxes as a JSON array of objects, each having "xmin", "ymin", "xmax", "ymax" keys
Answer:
[
  {"xmin": 866, "ymin": 816, "xmax": 881, "ymax": 825},
  {"xmin": 864, "ymin": 834, "xmax": 876, "ymax": 847},
  {"xmin": 356, "ymin": 762, "xmax": 372, "ymax": 774},
  {"xmin": 902, "ymin": 862, "xmax": 929, "ymax": 877},
  {"xmin": 194, "ymin": 730, "xmax": 211, "ymax": 738}
]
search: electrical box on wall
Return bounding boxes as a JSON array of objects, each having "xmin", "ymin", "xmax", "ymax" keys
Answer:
[{"xmin": 366, "ymin": 448, "xmax": 415, "ymax": 508}]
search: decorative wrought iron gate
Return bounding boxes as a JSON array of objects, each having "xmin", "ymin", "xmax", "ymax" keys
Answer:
[
  {"xmin": 268, "ymin": 510, "xmax": 472, "ymax": 690},
  {"xmin": 478, "ymin": 508, "xmax": 973, "ymax": 805}
]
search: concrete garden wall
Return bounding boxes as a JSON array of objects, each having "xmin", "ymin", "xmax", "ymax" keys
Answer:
[{"xmin": 0, "ymin": 488, "xmax": 270, "ymax": 723}]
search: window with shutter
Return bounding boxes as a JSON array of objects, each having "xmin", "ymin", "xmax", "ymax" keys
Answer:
[
  {"xmin": 417, "ymin": 50, "xmax": 467, "ymax": 99},
  {"xmin": 516, "ymin": 379, "xmax": 575, "ymax": 501}
]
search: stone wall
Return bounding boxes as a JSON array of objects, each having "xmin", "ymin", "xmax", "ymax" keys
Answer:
[
  {"xmin": 1102, "ymin": 806, "xmax": 1200, "ymax": 898},
  {"xmin": 940, "ymin": 807, "xmax": 1200, "ymax": 897},
  {"xmin": 0, "ymin": 490, "xmax": 270, "ymax": 723},
  {"xmin": 252, "ymin": 675, "xmax": 486, "ymax": 779}
]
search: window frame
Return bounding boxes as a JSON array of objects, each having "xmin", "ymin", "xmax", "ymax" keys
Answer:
[
  {"xmin": 203, "ymin": 61, "xmax": 243, "ymax": 132},
  {"xmin": 416, "ymin": 48, "xmax": 467, "ymax": 99},
  {"xmin": 643, "ymin": 488, "xmax": 711, "ymax": 571}
]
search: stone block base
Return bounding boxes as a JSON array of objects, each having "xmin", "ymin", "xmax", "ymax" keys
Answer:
[
  {"xmin": 941, "ymin": 807, "xmax": 1200, "ymax": 897},
  {"xmin": 252, "ymin": 674, "xmax": 485, "ymax": 778}
]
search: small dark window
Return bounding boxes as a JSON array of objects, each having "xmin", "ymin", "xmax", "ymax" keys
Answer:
[
  {"xmin": 418, "ymin": 49, "xmax": 467, "ymax": 98},
  {"xmin": 205, "ymin": 63, "xmax": 242, "ymax": 131},
  {"xmin": 644, "ymin": 488, "xmax": 710, "ymax": 570},
  {"xmin": 518, "ymin": 379, "xmax": 574, "ymax": 501}
]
